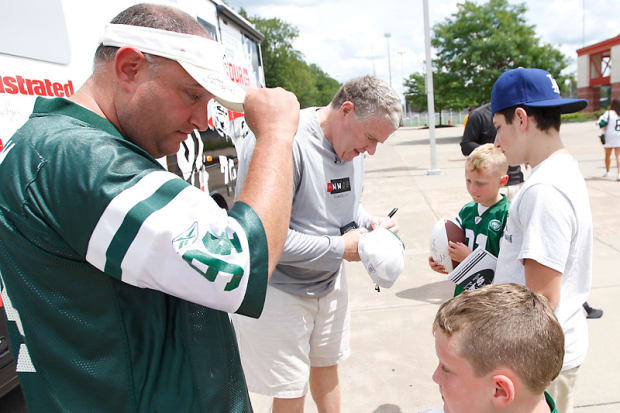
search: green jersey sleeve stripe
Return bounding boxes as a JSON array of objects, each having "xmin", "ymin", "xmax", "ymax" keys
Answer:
[
  {"xmin": 87, "ymin": 171, "xmax": 179, "ymax": 271},
  {"xmin": 228, "ymin": 201, "xmax": 268, "ymax": 318},
  {"xmin": 104, "ymin": 178, "xmax": 188, "ymax": 277}
]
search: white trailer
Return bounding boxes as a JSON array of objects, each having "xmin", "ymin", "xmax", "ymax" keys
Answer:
[{"xmin": 0, "ymin": 0, "xmax": 265, "ymax": 208}]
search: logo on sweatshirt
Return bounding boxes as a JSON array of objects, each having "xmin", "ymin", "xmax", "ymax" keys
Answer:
[
  {"xmin": 489, "ymin": 219, "xmax": 502, "ymax": 232},
  {"xmin": 327, "ymin": 177, "xmax": 351, "ymax": 194}
]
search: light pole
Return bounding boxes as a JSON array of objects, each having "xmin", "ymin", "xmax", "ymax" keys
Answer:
[
  {"xmin": 384, "ymin": 32, "xmax": 392, "ymax": 87},
  {"xmin": 397, "ymin": 50, "xmax": 406, "ymax": 113},
  {"xmin": 398, "ymin": 50, "xmax": 405, "ymax": 81},
  {"xmin": 423, "ymin": 0, "xmax": 440, "ymax": 175}
]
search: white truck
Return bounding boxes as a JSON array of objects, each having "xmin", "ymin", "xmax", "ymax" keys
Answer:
[{"xmin": 0, "ymin": 0, "xmax": 265, "ymax": 400}]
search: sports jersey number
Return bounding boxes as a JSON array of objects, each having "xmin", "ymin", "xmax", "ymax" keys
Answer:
[
  {"xmin": 465, "ymin": 228, "xmax": 487, "ymax": 252},
  {"xmin": 181, "ymin": 231, "xmax": 245, "ymax": 291},
  {"xmin": 615, "ymin": 119, "xmax": 620, "ymax": 132},
  {"xmin": 0, "ymin": 272, "xmax": 36, "ymax": 372},
  {"xmin": 0, "ymin": 138, "xmax": 14, "ymax": 167}
]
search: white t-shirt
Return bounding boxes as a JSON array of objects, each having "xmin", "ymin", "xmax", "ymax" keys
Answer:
[
  {"xmin": 495, "ymin": 153, "xmax": 592, "ymax": 371},
  {"xmin": 598, "ymin": 109, "xmax": 620, "ymax": 148}
]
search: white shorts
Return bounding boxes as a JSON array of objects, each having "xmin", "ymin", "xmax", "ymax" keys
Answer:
[{"xmin": 232, "ymin": 272, "xmax": 350, "ymax": 398}]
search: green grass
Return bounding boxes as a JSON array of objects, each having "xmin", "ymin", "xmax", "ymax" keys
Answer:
[{"xmin": 562, "ymin": 109, "xmax": 606, "ymax": 123}]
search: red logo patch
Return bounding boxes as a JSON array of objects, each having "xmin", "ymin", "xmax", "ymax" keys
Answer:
[{"xmin": 327, "ymin": 182, "xmax": 333, "ymax": 192}]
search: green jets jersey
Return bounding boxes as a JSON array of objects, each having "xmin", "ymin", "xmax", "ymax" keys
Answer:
[
  {"xmin": 453, "ymin": 195, "xmax": 509, "ymax": 296},
  {"xmin": 545, "ymin": 391, "xmax": 559, "ymax": 413},
  {"xmin": 0, "ymin": 98, "xmax": 267, "ymax": 412}
]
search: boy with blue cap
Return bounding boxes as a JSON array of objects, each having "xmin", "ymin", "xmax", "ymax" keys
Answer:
[{"xmin": 490, "ymin": 68, "xmax": 593, "ymax": 413}]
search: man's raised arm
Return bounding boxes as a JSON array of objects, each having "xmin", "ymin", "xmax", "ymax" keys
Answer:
[{"xmin": 236, "ymin": 87, "xmax": 300, "ymax": 277}]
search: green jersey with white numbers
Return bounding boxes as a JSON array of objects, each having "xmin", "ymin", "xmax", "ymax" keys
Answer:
[
  {"xmin": 453, "ymin": 195, "xmax": 509, "ymax": 295},
  {"xmin": 0, "ymin": 97, "xmax": 267, "ymax": 412}
]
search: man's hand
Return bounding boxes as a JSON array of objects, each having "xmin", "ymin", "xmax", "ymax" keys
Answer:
[
  {"xmin": 342, "ymin": 228, "xmax": 369, "ymax": 262},
  {"xmin": 370, "ymin": 217, "xmax": 399, "ymax": 233},
  {"xmin": 448, "ymin": 241, "xmax": 471, "ymax": 263},
  {"xmin": 428, "ymin": 256, "xmax": 447, "ymax": 274},
  {"xmin": 243, "ymin": 88, "xmax": 300, "ymax": 143}
]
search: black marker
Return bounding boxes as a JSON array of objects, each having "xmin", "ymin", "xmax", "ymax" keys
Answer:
[{"xmin": 388, "ymin": 208, "xmax": 398, "ymax": 218}]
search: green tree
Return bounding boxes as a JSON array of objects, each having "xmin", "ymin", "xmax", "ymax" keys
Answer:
[
  {"xmin": 425, "ymin": 0, "xmax": 569, "ymax": 108},
  {"xmin": 404, "ymin": 70, "xmax": 465, "ymax": 124},
  {"xmin": 245, "ymin": 14, "xmax": 341, "ymax": 108},
  {"xmin": 309, "ymin": 64, "xmax": 342, "ymax": 106}
]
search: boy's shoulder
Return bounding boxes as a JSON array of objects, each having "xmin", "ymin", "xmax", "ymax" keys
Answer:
[
  {"xmin": 490, "ymin": 195, "xmax": 510, "ymax": 213},
  {"xmin": 458, "ymin": 200, "xmax": 478, "ymax": 216}
]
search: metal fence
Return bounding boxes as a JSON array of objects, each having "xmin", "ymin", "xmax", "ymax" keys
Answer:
[{"xmin": 402, "ymin": 110, "xmax": 469, "ymax": 128}]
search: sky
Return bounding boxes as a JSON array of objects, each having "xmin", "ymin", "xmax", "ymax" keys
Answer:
[{"xmin": 225, "ymin": 0, "xmax": 620, "ymax": 98}]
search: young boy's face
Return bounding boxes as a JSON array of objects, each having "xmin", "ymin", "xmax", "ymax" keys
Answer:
[
  {"xmin": 433, "ymin": 330, "xmax": 494, "ymax": 413},
  {"xmin": 493, "ymin": 112, "xmax": 527, "ymax": 166},
  {"xmin": 465, "ymin": 167, "xmax": 506, "ymax": 207}
]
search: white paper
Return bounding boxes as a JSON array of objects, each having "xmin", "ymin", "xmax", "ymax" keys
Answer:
[{"xmin": 448, "ymin": 245, "xmax": 497, "ymax": 291}]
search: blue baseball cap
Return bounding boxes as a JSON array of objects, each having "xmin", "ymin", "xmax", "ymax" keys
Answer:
[{"xmin": 491, "ymin": 68, "xmax": 587, "ymax": 115}]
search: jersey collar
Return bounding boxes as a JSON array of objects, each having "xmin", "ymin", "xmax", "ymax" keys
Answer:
[{"xmin": 31, "ymin": 97, "xmax": 124, "ymax": 140}]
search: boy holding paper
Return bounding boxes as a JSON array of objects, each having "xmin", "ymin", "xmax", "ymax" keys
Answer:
[{"xmin": 429, "ymin": 143, "xmax": 509, "ymax": 295}]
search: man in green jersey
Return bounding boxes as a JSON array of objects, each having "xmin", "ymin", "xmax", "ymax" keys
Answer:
[
  {"xmin": 431, "ymin": 283, "xmax": 563, "ymax": 413},
  {"xmin": 429, "ymin": 143, "xmax": 509, "ymax": 295},
  {"xmin": 0, "ymin": 4, "xmax": 299, "ymax": 412}
]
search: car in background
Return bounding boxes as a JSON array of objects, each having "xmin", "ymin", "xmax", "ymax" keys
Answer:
[{"xmin": 0, "ymin": 297, "xmax": 19, "ymax": 398}]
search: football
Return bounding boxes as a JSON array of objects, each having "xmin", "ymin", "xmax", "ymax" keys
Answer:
[{"xmin": 429, "ymin": 218, "xmax": 466, "ymax": 272}]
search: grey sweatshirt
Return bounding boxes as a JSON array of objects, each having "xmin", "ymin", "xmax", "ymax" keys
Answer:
[{"xmin": 235, "ymin": 107, "xmax": 371, "ymax": 297}]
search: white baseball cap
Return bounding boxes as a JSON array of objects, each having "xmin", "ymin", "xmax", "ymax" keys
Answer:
[
  {"xmin": 358, "ymin": 227, "xmax": 405, "ymax": 288},
  {"xmin": 100, "ymin": 23, "xmax": 245, "ymax": 112}
]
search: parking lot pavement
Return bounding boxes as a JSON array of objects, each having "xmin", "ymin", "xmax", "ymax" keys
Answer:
[{"xmin": 249, "ymin": 121, "xmax": 620, "ymax": 413}]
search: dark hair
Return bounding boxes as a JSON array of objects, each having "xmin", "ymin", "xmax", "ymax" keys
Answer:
[
  {"xmin": 94, "ymin": 3, "xmax": 207, "ymax": 63},
  {"xmin": 497, "ymin": 105, "xmax": 562, "ymax": 132},
  {"xmin": 611, "ymin": 98, "xmax": 620, "ymax": 116}
]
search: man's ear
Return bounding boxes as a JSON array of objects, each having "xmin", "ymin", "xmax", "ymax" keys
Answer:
[
  {"xmin": 491, "ymin": 373, "xmax": 515, "ymax": 408},
  {"xmin": 339, "ymin": 101, "xmax": 355, "ymax": 118},
  {"xmin": 514, "ymin": 107, "xmax": 529, "ymax": 132},
  {"xmin": 114, "ymin": 47, "xmax": 148, "ymax": 93},
  {"xmin": 499, "ymin": 174, "xmax": 509, "ymax": 187}
]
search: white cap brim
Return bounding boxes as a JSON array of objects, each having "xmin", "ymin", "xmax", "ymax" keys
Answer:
[
  {"xmin": 358, "ymin": 227, "xmax": 405, "ymax": 288},
  {"xmin": 100, "ymin": 24, "xmax": 245, "ymax": 112}
]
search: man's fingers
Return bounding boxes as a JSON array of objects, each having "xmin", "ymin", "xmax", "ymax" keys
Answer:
[{"xmin": 243, "ymin": 88, "xmax": 300, "ymax": 143}]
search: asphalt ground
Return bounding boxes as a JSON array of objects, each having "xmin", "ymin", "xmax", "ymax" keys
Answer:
[{"xmin": 249, "ymin": 121, "xmax": 620, "ymax": 413}]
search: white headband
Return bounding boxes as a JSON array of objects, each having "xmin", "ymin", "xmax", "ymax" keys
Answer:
[{"xmin": 100, "ymin": 23, "xmax": 245, "ymax": 112}]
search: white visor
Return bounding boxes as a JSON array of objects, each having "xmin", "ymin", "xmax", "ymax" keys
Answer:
[{"xmin": 100, "ymin": 23, "xmax": 245, "ymax": 112}]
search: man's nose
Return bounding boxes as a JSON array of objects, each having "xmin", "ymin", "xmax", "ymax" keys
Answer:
[
  {"xmin": 366, "ymin": 141, "xmax": 378, "ymax": 155},
  {"xmin": 191, "ymin": 103, "xmax": 210, "ymax": 132},
  {"xmin": 432, "ymin": 365, "xmax": 440, "ymax": 384}
]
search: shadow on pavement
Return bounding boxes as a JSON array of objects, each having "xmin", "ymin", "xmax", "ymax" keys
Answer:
[
  {"xmin": 396, "ymin": 280, "xmax": 453, "ymax": 304},
  {"xmin": 584, "ymin": 176, "xmax": 616, "ymax": 182},
  {"xmin": 372, "ymin": 403, "xmax": 403, "ymax": 413}
]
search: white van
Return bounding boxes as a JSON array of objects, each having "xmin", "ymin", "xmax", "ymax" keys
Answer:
[{"xmin": 0, "ymin": 0, "xmax": 265, "ymax": 208}]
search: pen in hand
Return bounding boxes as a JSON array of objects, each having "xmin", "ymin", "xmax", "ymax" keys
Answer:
[{"xmin": 388, "ymin": 208, "xmax": 398, "ymax": 218}]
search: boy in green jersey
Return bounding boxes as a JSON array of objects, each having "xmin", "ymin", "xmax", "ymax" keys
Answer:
[
  {"xmin": 429, "ymin": 143, "xmax": 510, "ymax": 295},
  {"xmin": 431, "ymin": 283, "xmax": 563, "ymax": 413}
]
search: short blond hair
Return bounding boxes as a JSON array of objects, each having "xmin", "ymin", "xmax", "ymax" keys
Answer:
[
  {"xmin": 465, "ymin": 143, "xmax": 508, "ymax": 177},
  {"xmin": 433, "ymin": 283, "xmax": 564, "ymax": 394}
]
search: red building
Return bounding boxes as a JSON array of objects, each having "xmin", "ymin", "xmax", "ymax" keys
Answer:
[{"xmin": 577, "ymin": 34, "xmax": 620, "ymax": 112}]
